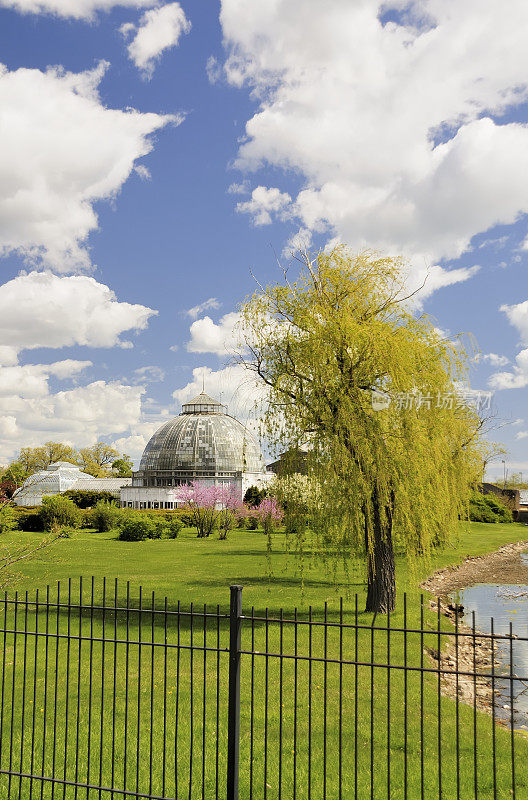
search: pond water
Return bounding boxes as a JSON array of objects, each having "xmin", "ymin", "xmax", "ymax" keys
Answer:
[{"xmin": 453, "ymin": 569, "xmax": 528, "ymax": 727}]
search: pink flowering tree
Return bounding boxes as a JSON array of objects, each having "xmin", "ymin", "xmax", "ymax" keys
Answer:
[
  {"xmin": 254, "ymin": 496, "xmax": 284, "ymax": 537},
  {"xmin": 174, "ymin": 481, "xmax": 244, "ymax": 538},
  {"xmin": 174, "ymin": 481, "xmax": 224, "ymax": 537},
  {"xmin": 217, "ymin": 483, "xmax": 244, "ymax": 540}
]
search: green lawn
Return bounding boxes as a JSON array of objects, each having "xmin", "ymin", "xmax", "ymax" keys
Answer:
[{"xmin": 0, "ymin": 521, "xmax": 527, "ymax": 799}]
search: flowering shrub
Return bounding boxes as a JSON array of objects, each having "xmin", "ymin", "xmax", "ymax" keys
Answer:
[
  {"xmin": 173, "ymin": 481, "xmax": 244, "ymax": 538},
  {"xmin": 217, "ymin": 484, "xmax": 244, "ymax": 540},
  {"xmin": 254, "ymin": 497, "xmax": 284, "ymax": 536}
]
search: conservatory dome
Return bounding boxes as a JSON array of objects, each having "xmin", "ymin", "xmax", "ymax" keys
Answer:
[{"xmin": 135, "ymin": 392, "xmax": 265, "ymax": 485}]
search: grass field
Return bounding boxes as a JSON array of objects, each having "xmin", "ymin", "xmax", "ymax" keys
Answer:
[{"xmin": 0, "ymin": 521, "xmax": 527, "ymax": 799}]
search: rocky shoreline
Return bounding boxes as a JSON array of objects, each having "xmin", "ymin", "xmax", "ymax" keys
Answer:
[{"xmin": 421, "ymin": 540, "xmax": 528, "ymax": 723}]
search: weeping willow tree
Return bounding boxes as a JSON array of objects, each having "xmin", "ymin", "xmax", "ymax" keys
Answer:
[{"xmin": 239, "ymin": 247, "xmax": 487, "ymax": 612}]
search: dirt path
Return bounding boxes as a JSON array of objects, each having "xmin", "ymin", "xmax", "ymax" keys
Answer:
[
  {"xmin": 421, "ymin": 540, "xmax": 528, "ymax": 724},
  {"xmin": 422, "ymin": 539, "xmax": 528, "ymax": 597}
]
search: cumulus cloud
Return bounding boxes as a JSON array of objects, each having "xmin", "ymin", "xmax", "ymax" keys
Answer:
[
  {"xmin": 0, "ymin": 360, "xmax": 92, "ymax": 399},
  {"xmin": 0, "ymin": 62, "xmax": 177, "ymax": 272},
  {"xmin": 236, "ymin": 186, "xmax": 292, "ymax": 226},
  {"xmin": 186, "ymin": 297, "xmax": 221, "ymax": 319},
  {"xmin": 220, "ymin": 0, "xmax": 528, "ymax": 292},
  {"xmin": 121, "ymin": 3, "xmax": 191, "ymax": 77},
  {"xmin": 490, "ymin": 301, "xmax": 528, "ymax": 389},
  {"xmin": 173, "ymin": 364, "xmax": 266, "ymax": 425},
  {"xmin": 490, "ymin": 349, "xmax": 528, "ymax": 390},
  {"xmin": 186, "ymin": 312, "xmax": 241, "ymax": 356},
  {"xmin": 0, "ymin": 271, "xmax": 157, "ymax": 356},
  {"xmin": 0, "ymin": 0, "xmax": 155, "ymax": 18},
  {"xmin": 0, "ymin": 366, "xmax": 147, "ymax": 462},
  {"xmin": 516, "ymin": 430, "xmax": 528, "ymax": 440},
  {"xmin": 111, "ymin": 423, "xmax": 161, "ymax": 462}
]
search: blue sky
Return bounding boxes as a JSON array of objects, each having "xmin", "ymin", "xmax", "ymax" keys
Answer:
[{"xmin": 0, "ymin": 0, "xmax": 527, "ymax": 480}]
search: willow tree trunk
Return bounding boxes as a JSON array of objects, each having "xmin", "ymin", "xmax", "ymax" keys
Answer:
[{"xmin": 364, "ymin": 489, "xmax": 396, "ymax": 613}]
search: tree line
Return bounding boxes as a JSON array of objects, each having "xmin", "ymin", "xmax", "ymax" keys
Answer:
[{"xmin": 0, "ymin": 441, "xmax": 133, "ymax": 498}]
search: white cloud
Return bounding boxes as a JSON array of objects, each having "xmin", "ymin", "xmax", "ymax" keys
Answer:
[
  {"xmin": 121, "ymin": 3, "xmax": 191, "ymax": 77},
  {"xmin": 0, "ymin": 360, "xmax": 91, "ymax": 399},
  {"xmin": 513, "ymin": 418, "xmax": 524, "ymax": 426},
  {"xmin": 227, "ymin": 181, "xmax": 249, "ymax": 195},
  {"xmin": 0, "ymin": 377, "xmax": 146, "ymax": 463},
  {"xmin": 186, "ymin": 312, "xmax": 241, "ymax": 356},
  {"xmin": 0, "ymin": 416, "xmax": 18, "ymax": 441},
  {"xmin": 0, "ymin": 0, "xmax": 155, "ymax": 18},
  {"xmin": 134, "ymin": 365, "xmax": 165, "ymax": 383},
  {"xmin": 282, "ymin": 227, "xmax": 313, "ymax": 258},
  {"xmin": 220, "ymin": 0, "xmax": 528, "ymax": 292},
  {"xmin": 0, "ymin": 62, "xmax": 177, "ymax": 272},
  {"xmin": 134, "ymin": 164, "xmax": 151, "ymax": 180},
  {"xmin": 478, "ymin": 353, "xmax": 510, "ymax": 367},
  {"xmin": 173, "ymin": 364, "xmax": 266, "ymax": 425},
  {"xmin": 516, "ymin": 431, "xmax": 528, "ymax": 440},
  {"xmin": 186, "ymin": 297, "xmax": 221, "ymax": 319},
  {"xmin": 206, "ymin": 55, "xmax": 222, "ymax": 85},
  {"xmin": 490, "ymin": 301, "xmax": 528, "ymax": 389},
  {"xmin": 0, "ymin": 347, "xmax": 19, "ymax": 367},
  {"xmin": 489, "ymin": 349, "xmax": 528, "ymax": 390},
  {"xmin": 111, "ymin": 424, "xmax": 160, "ymax": 462},
  {"xmin": 0, "ymin": 271, "xmax": 157, "ymax": 356},
  {"xmin": 236, "ymin": 186, "xmax": 292, "ymax": 226},
  {"xmin": 500, "ymin": 301, "xmax": 528, "ymax": 342}
]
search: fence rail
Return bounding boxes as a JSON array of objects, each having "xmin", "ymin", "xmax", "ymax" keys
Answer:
[{"xmin": 0, "ymin": 579, "xmax": 527, "ymax": 799}]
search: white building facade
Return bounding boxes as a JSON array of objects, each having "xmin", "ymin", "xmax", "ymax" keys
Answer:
[{"xmin": 120, "ymin": 392, "xmax": 271, "ymax": 510}]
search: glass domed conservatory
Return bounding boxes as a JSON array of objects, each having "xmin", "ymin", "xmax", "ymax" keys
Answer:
[{"xmin": 120, "ymin": 392, "xmax": 271, "ymax": 509}]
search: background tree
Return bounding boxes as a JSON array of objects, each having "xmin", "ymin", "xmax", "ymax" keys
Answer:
[
  {"xmin": 78, "ymin": 443, "xmax": 120, "ymax": 477},
  {"xmin": 42, "ymin": 441, "xmax": 78, "ymax": 465},
  {"xmin": 174, "ymin": 481, "xmax": 224, "ymax": 537},
  {"xmin": 0, "ymin": 462, "xmax": 28, "ymax": 487},
  {"xmin": 6, "ymin": 442, "xmax": 78, "ymax": 482},
  {"xmin": 243, "ymin": 485, "xmax": 267, "ymax": 507},
  {"xmin": 239, "ymin": 247, "xmax": 485, "ymax": 612},
  {"xmin": 111, "ymin": 455, "xmax": 134, "ymax": 478}
]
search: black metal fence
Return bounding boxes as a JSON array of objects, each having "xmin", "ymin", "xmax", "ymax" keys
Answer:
[{"xmin": 0, "ymin": 579, "xmax": 527, "ymax": 799}]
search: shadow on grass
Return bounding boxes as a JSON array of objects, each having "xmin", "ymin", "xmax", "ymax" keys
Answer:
[{"xmin": 1, "ymin": 573, "xmax": 370, "ymax": 640}]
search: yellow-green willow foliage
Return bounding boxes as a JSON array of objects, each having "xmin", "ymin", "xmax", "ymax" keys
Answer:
[{"xmin": 239, "ymin": 247, "xmax": 487, "ymax": 612}]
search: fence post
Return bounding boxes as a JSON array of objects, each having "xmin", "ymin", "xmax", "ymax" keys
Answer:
[{"xmin": 227, "ymin": 585, "xmax": 243, "ymax": 800}]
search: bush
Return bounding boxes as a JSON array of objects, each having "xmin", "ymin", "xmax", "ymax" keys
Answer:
[
  {"xmin": 14, "ymin": 506, "xmax": 43, "ymax": 532},
  {"xmin": 117, "ymin": 512, "xmax": 156, "ymax": 541},
  {"xmin": 116, "ymin": 511, "xmax": 182, "ymax": 541},
  {"xmin": 40, "ymin": 495, "xmax": 81, "ymax": 531},
  {"xmin": 0, "ymin": 506, "xmax": 17, "ymax": 533},
  {"xmin": 91, "ymin": 501, "xmax": 123, "ymax": 532},
  {"xmin": 469, "ymin": 492, "xmax": 513, "ymax": 523},
  {"xmin": 63, "ymin": 490, "xmax": 118, "ymax": 509},
  {"xmin": 164, "ymin": 515, "xmax": 183, "ymax": 538}
]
